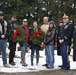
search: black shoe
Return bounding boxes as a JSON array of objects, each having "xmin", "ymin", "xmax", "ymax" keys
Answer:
[
  {"xmin": 42, "ymin": 64, "xmax": 48, "ymax": 67},
  {"xmin": 66, "ymin": 66, "xmax": 70, "ymax": 70},
  {"xmin": 61, "ymin": 66, "xmax": 70, "ymax": 70},
  {"xmin": 9, "ymin": 62, "xmax": 15, "ymax": 66},
  {"xmin": 61, "ymin": 68, "xmax": 70, "ymax": 70},
  {"xmin": 58, "ymin": 65, "xmax": 62, "ymax": 67},
  {"xmin": 46, "ymin": 66, "xmax": 50, "ymax": 69}
]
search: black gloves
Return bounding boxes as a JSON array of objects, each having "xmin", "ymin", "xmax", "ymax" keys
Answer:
[{"xmin": 19, "ymin": 42, "xmax": 23, "ymax": 47}]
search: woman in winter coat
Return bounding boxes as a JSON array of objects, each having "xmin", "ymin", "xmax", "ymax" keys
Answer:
[
  {"xmin": 44, "ymin": 21, "xmax": 56, "ymax": 69},
  {"xmin": 57, "ymin": 20, "xmax": 64, "ymax": 55},
  {"xmin": 29, "ymin": 21, "xmax": 40, "ymax": 66}
]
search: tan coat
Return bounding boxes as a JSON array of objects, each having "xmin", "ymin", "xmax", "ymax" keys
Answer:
[{"xmin": 41, "ymin": 24, "xmax": 49, "ymax": 34}]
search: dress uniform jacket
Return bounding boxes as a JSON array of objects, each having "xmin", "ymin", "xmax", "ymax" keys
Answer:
[{"xmin": 59, "ymin": 22, "xmax": 73, "ymax": 45}]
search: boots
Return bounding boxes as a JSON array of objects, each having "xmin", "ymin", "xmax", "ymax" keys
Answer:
[
  {"xmin": 31, "ymin": 55, "xmax": 34, "ymax": 66},
  {"xmin": 21, "ymin": 54, "xmax": 28, "ymax": 67},
  {"xmin": 31, "ymin": 55, "xmax": 39, "ymax": 66},
  {"xmin": 36, "ymin": 55, "xmax": 39, "ymax": 65}
]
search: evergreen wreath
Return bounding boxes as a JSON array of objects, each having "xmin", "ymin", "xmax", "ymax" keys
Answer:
[{"xmin": 10, "ymin": 25, "xmax": 26, "ymax": 43}]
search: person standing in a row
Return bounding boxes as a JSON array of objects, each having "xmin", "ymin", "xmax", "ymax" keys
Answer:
[
  {"xmin": 20, "ymin": 19, "xmax": 29, "ymax": 67},
  {"xmin": 44, "ymin": 21, "xmax": 56, "ymax": 69},
  {"xmin": 57, "ymin": 20, "xmax": 64, "ymax": 56},
  {"xmin": 30, "ymin": 21, "xmax": 40, "ymax": 66},
  {"xmin": 0, "ymin": 11, "xmax": 10, "ymax": 67},
  {"xmin": 8, "ymin": 14, "xmax": 18, "ymax": 66},
  {"xmin": 41, "ymin": 16, "xmax": 49, "ymax": 67},
  {"xmin": 59, "ymin": 14, "xmax": 73, "ymax": 70},
  {"xmin": 73, "ymin": 20, "xmax": 76, "ymax": 61}
]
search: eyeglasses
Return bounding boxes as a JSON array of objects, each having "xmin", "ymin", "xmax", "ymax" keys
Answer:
[
  {"xmin": 23, "ymin": 21, "xmax": 27, "ymax": 22},
  {"xmin": 63, "ymin": 18, "xmax": 68, "ymax": 19},
  {"xmin": 0, "ymin": 14, "xmax": 3, "ymax": 16},
  {"xmin": 13, "ymin": 17, "xmax": 17, "ymax": 19}
]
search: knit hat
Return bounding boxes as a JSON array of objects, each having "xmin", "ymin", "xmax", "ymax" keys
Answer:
[
  {"xmin": 49, "ymin": 21, "xmax": 54, "ymax": 25},
  {"xmin": 59, "ymin": 20, "xmax": 63, "ymax": 23},
  {"xmin": 12, "ymin": 14, "xmax": 17, "ymax": 17},
  {"xmin": 0, "ymin": 11, "xmax": 3, "ymax": 15}
]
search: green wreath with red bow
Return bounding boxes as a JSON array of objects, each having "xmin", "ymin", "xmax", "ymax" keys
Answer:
[
  {"xmin": 30, "ymin": 30, "xmax": 45, "ymax": 45},
  {"xmin": 10, "ymin": 25, "xmax": 26, "ymax": 42}
]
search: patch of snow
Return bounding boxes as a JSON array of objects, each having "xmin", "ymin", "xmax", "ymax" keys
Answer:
[{"xmin": 0, "ymin": 44, "xmax": 76, "ymax": 73}]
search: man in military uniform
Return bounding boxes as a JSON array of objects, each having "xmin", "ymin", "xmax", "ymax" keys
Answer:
[{"xmin": 59, "ymin": 14, "xmax": 73, "ymax": 70}]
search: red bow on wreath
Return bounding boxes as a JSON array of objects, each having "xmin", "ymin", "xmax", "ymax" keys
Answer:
[
  {"xmin": 16, "ymin": 30, "xmax": 21, "ymax": 35},
  {"xmin": 33, "ymin": 30, "xmax": 42, "ymax": 39},
  {"xmin": 13, "ymin": 29, "xmax": 21, "ymax": 39}
]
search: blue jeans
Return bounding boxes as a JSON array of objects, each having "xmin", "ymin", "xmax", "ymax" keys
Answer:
[
  {"xmin": 60, "ymin": 44, "xmax": 69, "ymax": 68},
  {"xmin": 0, "ymin": 39, "xmax": 7, "ymax": 65},
  {"xmin": 9, "ymin": 41, "xmax": 16, "ymax": 63},
  {"xmin": 21, "ymin": 42, "xmax": 28, "ymax": 55},
  {"xmin": 31, "ymin": 44, "xmax": 39, "ymax": 56},
  {"xmin": 45, "ymin": 46, "xmax": 49, "ymax": 65},
  {"xmin": 45, "ymin": 44, "xmax": 54, "ymax": 68}
]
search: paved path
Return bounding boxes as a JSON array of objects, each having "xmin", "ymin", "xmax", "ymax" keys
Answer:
[{"xmin": 0, "ymin": 70, "xmax": 76, "ymax": 75}]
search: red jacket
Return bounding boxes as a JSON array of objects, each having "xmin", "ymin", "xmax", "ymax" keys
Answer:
[{"xmin": 24, "ymin": 25, "xmax": 29, "ymax": 42}]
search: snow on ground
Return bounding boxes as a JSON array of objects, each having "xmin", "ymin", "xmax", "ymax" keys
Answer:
[{"xmin": 0, "ymin": 43, "xmax": 76, "ymax": 73}]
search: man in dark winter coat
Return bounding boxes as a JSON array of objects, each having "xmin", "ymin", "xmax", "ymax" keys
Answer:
[
  {"xmin": 7, "ymin": 14, "xmax": 18, "ymax": 66},
  {"xmin": 0, "ymin": 11, "xmax": 10, "ymax": 67}
]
